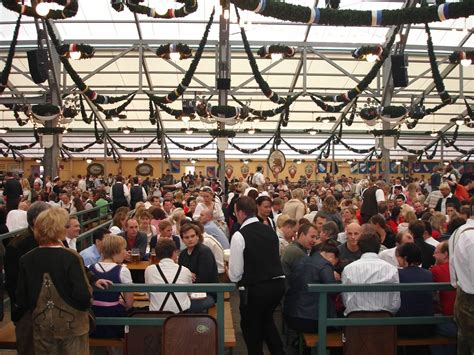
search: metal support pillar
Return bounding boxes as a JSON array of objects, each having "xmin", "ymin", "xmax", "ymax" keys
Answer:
[
  {"xmin": 217, "ymin": 1, "xmax": 230, "ymax": 201},
  {"xmin": 37, "ymin": 18, "xmax": 61, "ymax": 179}
]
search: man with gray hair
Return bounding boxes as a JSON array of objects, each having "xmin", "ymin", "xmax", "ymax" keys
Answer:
[
  {"xmin": 199, "ymin": 207, "xmax": 229, "ymax": 249},
  {"xmin": 4, "ymin": 201, "xmax": 50, "ymax": 355}
]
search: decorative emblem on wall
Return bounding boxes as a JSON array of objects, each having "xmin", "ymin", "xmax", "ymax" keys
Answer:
[
  {"xmin": 240, "ymin": 165, "xmax": 249, "ymax": 178},
  {"xmin": 304, "ymin": 164, "xmax": 314, "ymax": 179},
  {"xmin": 136, "ymin": 163, "xmax": 153, "ymax": 176},
  {"xmin": 268, "ymin": 149, "xmax": 286, "ymax": 177},
  {"xmin": 225, "ymin": 164, "xmax": 233, "ymax": 179},
  {"xmin": 87, "ymin": 163, "xmax": 104, "ymax": 177},
  {"xmin": 288, "ymin": 164, "xmax": 297, "ymax": 179}
]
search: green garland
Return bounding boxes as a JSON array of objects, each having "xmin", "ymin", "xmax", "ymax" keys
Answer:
[
  {"xmin": 112, "ymin": 0, "xmax": 198, "ymax": 19},
  {"xmin": 229, "ymin": 136, "xmax": 274, "ymax": 154},
  {"xmin": 239, "ymin": 17, "xmax": 286, "ymax": 104},
  {"xmin": 164, "ymin": 134, "xmax": 215, "ymax": 152},
  {"xmin": 44, "ymin": 20, "xmax": 135, "ymax": 107},
  {"xmin": 58, "ymin": 43, "xmax": 95, "ymax": 59},
  {"xmin": 2, "ymin": 0, "xmax": 78, "ymax": 19},
  {"xmin": 425, "ymin": 24, "xmax": 456, "ymax": 104},
  {"xmin": 351, "ymin": 45, "xmax": 383, "ymax": 60},
  {"xmin": 156, "ymin": 43, "xmax": 192, "ymax": 60},
  {"xmin": 257, "ymin": 45, "xmax": 295, "ymax": 59},
  {"xmin": 0, "ymin": 14, "xmax": 21, "ymax": 96},
  {"xmin": 232, "ymin": 94, "xmax": 300, "ymax": 117},
  {"xmin": 209, "ymin": 129, "xmax": 237, "ymax": 138},
  {"xmin": 146, "ymin": 9, "xmax": 214, "ymax": 104},
  {"xmin": 230, "ymin": 0, "xmax": 474, "ymax": 27}
]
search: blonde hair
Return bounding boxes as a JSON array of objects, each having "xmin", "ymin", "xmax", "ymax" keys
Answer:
[
  {"xmin": 431, "ymin": 212, "xmax": 447, "ymax": 233},
  {"xmin": 159, "ymin": 219, "xmax": 173, "ymax": 232},
  {"xmin": 21, "ymin": 178, "xmax": 31, "ymax": 190},
  {"xmin": 291, "ymin": 188, "xmax": 305, "ymax": 201},
  {"xmin": 277, "ymin": 214, "xmax": 291, "ymax": 229},
  {"xmin": 34, "ymin": 207, "xmax": 69, "ymax": 245},
  {"xmin": 404, "ymin": 211, "xmax": 417, "ymax": 224},
  {"xmin": 168, "ymin": 208, "xmax": 185, "ymax": 234},
  {"xmin": 101, "ymin": 235, "xmax": 127, "ymax": 259}
]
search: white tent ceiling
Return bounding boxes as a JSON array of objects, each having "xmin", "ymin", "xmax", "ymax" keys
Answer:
[{"xmin": 0, "ymin": 0, "xmax": 473, "ymax": 161}]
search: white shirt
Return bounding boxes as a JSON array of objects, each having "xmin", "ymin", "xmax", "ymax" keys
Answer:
[
  {"xmin": 449, "ymin": 219, "xmax": 474, "ymax": 294},
  {"xmin": 378, "ymin": 247, "xmax": 398, "ymax": 268},
  {"xmin": 193, "ymin": 202, "xmax": 225, "ymax": 222},
  {"xmin": 203, "ymin": 233, "xmax": 226, "ymax": 274},
  {"xmin": 78, "ymin": 179, "xmax": 87, "ymax": 192},
  {"xmin": 145, "ymin": 258, "xmax": 192, "ymax": 313},
  {"xmin": 252, "ymin": 172, "xmax": 265, "ymax": 187},
  {"xmin": 65, "ymin": 237, "xmax": 77, "ymax": 251},
  {"xmin": 110, "ymin": 183, "xmax": 130, "ymax": 204},
  {"xmin": 6, "ymin": 209, "xmax": 28, "ymax": 232},
  {"xmin": 228, "ymin": 217, "xmax": 258, "ymax": 282},
  {"xmin": 342, "ymin": 252, "xmax": 401, "ymax": 316},
  {"xmin": 439, "ymin": 193, "xmax": 453, "ymax": 215},
  {"xmin": 425, "ymin": 237, "xmax": 439, "ymax": 247},
  {"xmin": 375, "ymin": 188, "xmax": 385, "ymax": 203}
]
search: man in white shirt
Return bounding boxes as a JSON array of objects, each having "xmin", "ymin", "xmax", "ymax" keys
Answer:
[
  {"xmin": 342, "ymin": 229, "xmax": 401, "ymax": 316},
  {"xmin": 58, "ymin": 192, "xmax": 77, "ymax": 215},
  {"xmin": 5, "ymin": 201, "xmax": 29, "ymax": 232},
  {"xmin": 64, "ymin": 216, "xmax": 80, "ymax": 251},
  {"xmin": 379, "ymin": 230, "xmax": 414, "ymax": 267},
  {"xmin": 77, "ymin": 174, "xmax": 87, "ymax": 192},
  {"xmin": 145, "ymin": 238, "xmax": 192, "ymax": 313},
  {"xmin": 449, "ymin": 215, "xmax": 474, "ymax": 354},
  {"xmin": 252, "ymin": 166, "xmax": 266, "ymax": 192}
]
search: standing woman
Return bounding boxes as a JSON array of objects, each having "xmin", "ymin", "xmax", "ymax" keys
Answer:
[
  {"xmin": 21, "ymin": 178, "xmax": 31, "ymax": 202},
  {"xmin": 178, "ymin": 222, "xmax": 218, "ymax": 311},
  {"xmin": 16, "ymin": 207, "xmax": 92, "ymax": 354},
  {"xmin": 89, "ymin": 235, "xmax": 134, "ymax": 338},
  {"xmin": 320, "ymin": 195, "xmax": 344, "ymax": 233},
  {"xmin": 256, "ymin": 195, "xmax": 276, "ymax": 230},
  {"xmin": 193, "ymin": 187, "xmax": 225, "ymax": 224}
]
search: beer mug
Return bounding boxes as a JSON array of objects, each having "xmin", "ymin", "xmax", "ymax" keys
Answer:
[{"xmin": 131, "ymin": 248, "xmax": 140, "ymax": 262}]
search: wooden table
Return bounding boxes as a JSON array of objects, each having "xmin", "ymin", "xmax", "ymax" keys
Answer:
[{"xmin": 124, "ymin": 261, "xmax": 152, "ymax": 270}]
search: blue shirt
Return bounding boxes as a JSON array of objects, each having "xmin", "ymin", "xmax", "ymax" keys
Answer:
[
  {"xmin": 80, "ymin": 244, "xmax": 101, "ymax": 267},
  {"xmin": 204, "ymin": 221, "xmax": 230, "ymax": 249}
]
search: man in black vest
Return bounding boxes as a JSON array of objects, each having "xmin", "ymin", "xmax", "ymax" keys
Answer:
[
  {"xmin": 360, "ymin": 177, "xmax": 385, "ymax": 224},
  {"xmin": 110, "ymin": 175, "xmax": 130, "ymax": 214},
  {"xmin": 3, "ymin": 172, "xmax": 22, "ymax": 212},
  {"xmin": 130, "ymin": 176, "xmax": 147, "ymax": 210},
  {"xmin": 228, "ymin": 196, "xmax": 285, "ymax": 355}
]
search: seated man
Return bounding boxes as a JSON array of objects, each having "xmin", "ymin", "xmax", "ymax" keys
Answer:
[
  {"xmin": 337, "ymin": 222, "xmax": 362, "ymax": 272},
  {"xmin": 118, "ymin": 217, "xmax": 148, "ymax": 260},
  {"xmin": 281, "ymin": 223, "xmax": 318, "ymax": 277},
  {"xmin": 145, "ymin": 238, "xmax": 212, "ymax": 313},
  {"xmin": 80, "ymin": 228, "xmax": 111, "ymax": 267},
  {"xmin": 342, "ymin": 229, "xmax": 401, "ymax": 316}
]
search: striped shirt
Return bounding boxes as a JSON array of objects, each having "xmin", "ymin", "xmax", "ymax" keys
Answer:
[{"xmin": 342, "ymin": 252, "xmax": 401, "ymax": 316}]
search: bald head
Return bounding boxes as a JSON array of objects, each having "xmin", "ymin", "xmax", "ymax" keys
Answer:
[
  {"xmin": 346, "ymin": 222, "xmax": 362, "ymax": 248},
  {"xmin": 199, "ymin": 208, "xmax": 213, "ymax": 224}
]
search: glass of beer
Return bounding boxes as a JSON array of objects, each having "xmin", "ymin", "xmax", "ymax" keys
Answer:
[{"xmin": 131, "ymin": 248, "xmax": 140, "ymax": 262}]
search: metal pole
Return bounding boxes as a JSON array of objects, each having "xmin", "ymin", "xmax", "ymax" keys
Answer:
[{"xmin": 217, "ymin": 1, "xmax": 230, "ymax": 202}]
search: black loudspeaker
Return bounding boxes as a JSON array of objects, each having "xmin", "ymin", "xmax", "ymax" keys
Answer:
[
  {"xmin": 391, "ymin": 54, "xmax": 408, "ymax": 87},
  {"xmin": 27, "ymin": 49, "xmax": 49, "ymax": 84},
  {"xmin": 216, "ymin": 78, "xmax": 231, "ymax": 90}
]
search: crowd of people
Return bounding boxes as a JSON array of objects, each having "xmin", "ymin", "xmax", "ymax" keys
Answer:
[{"xmin": 0, "ymin": 163, "xmax": 473, "ymax": 355}]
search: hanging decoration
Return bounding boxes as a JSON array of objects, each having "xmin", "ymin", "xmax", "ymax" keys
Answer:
[
  {"xmin": 209, "ymin": 129, "xmax": 237, "ymax": 138},
  {"xmin": 111, "ymin": 0, "xmax": 198, "ymax": 19},
  {"xmin": 229, "ymin": 136, "xmax": 274, "ymax": 154},
  {"xmin": 103, "ymin": 93, "xmax": 136, "ymax": 119},
  {"xmin": 197, "ymin": 104, "xmax": 249, "ymax": 125},
  {"xmin": 0, "ymin": 130, "xmax": 39, "ymax": 150},
  {"xmin": 44, "ymin": 20, "xmax": 135, "ymax": 107},
  {"xmin": 31, "ymin": 104, "xmax": 61, "ymax": 122},
  {"xmin": 156, "ymin": 43, "xmax": 192, "ymax": 60},
  {"xmin": 57, "ymin": 43, "xmax": 95, "ymax": 59},
  {"xmin": 146, "ymin": 9, "xmax": 214, "ymax": 104},
  {"xmin": 238, "ymin": 11, "xmax": 287, "ymax": 104},
  {"xmin": 425, "ymin": 24, "xmax": 456, "ymax": 105},
  {"xmin": 229, "ymin": 0, "xmax": 473, "ymax": 27},
  {"xmin": 257, "ymin": 45, "xmax": 296, "ymax": 59},
  {"xmin": 13, "ymin": 105, "xmax": 28, "ymax": 127},
  {"xmin": 359, "ymin": 106, "xmax": 378, "ymax": 126},
  {"xmin": 352, "ymin": 45, "xmax": 383, "ymax": 62},
  {"xmin": 267, "ymin": 148, "xmax": 286, "ymax": 176},
  {"xmin": 343, "ymin": 102, "xmax": 358, "ymax": 127},
  {"xmin": 232, "ymin": 94, "xmax": 300, "ymax": 117},
  {"xmin": 0, "ymin": 14, "xmax": 21, "ymax": 97},
  {"xmin": 309, "ymin": 95, "xmax": 347, "ymax": 113},
  {"xmin": 2, "ymin": 0, "xmax": 78, "ymax": 19},
  {"xmin": 449, "ymin": 51, "xmax": 474, "ymax": 66},
  {"xmin": 108, "ymin": 135, "xmax": 157, "ymax": 153},
  {"xmin": 380, "ymin": 105, "xmax": 407, "ymax": 124},
  {"xmin": 333, "ymin": 135, "xmax": 376, "ymax": 154},
  {"xmin": 62, "ymin": 134, "xmax": 104, "ymax": 153},
  {"xmin": 164, "ymin": 134, "xmax": 215, "ymax": 151},
  {"xmin": 281, "ymin": 135, "xmax": 333, "ymax": 155}
]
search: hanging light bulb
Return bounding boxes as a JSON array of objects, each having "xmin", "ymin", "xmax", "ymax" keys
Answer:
[
  {"xmin": 0, "ymin": 128, "xmax": 8, "ymax": 134},
  {"xmin": 138, "ymin": 158, "xmax": 144, "ymax": 164},
  {"xmin": 69, "ymin": 51, "xmax": 82, "ymax": 60},
  {"xmin": 461, "ymin": 58, "xmax": 472, "ymax": 67},
  {"xmin": 243, "ymin": 159, "xmax": 249, "ymax": 164},
  {"xmin": 296, "ymin": 159, "xmax": 302, "ymax": 165},
  {"xmin": 271, "ymin": 53, "xmax": 283, "ymax": 62},
  {"xmin": 247, "ymin": 128, "xmax": 256, "ymax": 135},
  {"xmin": 181, "ymin": 115, "xmax": 190, "ymax": 123},
  {"xmin": 430, "ymin": 130, "xmax": 438, "ymax": 137},
  {"xmin": 111, "ymin": 116, "xmax": 120, "ymax": 122},
  {"xmin": 185, "ymin": 128, "xmax": 193, "ymax": 135},
  {"xmin": 395, "ymin": 160, "xmax": 401, "ymax": 165},
  {"xmin": 86, "ymin": 158, "xmax": 93, "ymax": 164},
  {"xmin": 347, "ymin": 159, "xmax": 353, "ymax": 165},
  {"xmin": 35, "ymin": 158, "xmax": 42, "ymax": 164},
  {"xmin": 169, "ymin": 51, "xmax": 181, "ymax": 62},
  {"xmin": 155, "ymin": 0, "xmax": 170, "ymax": 16},
  {"xmin": 122, "ymin": 127, "xmax": 131, "ymax": 134},
  {"xmin": 308, "ymin": 129, "xmax": 317, "ymax": 136},
  {"xmin": 35, "ymin": 2, "xmax": 50, "ymax": 17},
  {"xmin": 190, "ymin": 159, "xmax": 196, "ymax": 165},
  {"xmin": 366, "ymin": 53, "xmax": 379, "ymax": 63}
]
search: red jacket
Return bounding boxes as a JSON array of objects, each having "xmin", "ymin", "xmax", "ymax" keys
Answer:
[{"xmin": 430, "ymin": 262, "xmax": 456, "ymax": 315}]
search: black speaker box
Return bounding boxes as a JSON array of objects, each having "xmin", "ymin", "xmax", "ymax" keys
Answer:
[
  {"xmin": 27, "ymin": 49, "xmax": 49, "ymax": 84},
  {"xmin": 391, "ymin": 54, "xmax": 408, "ymax": 87},
  {"xmin": 216, "ymin": 78, "xmax": 231, "ymax": 90}
]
